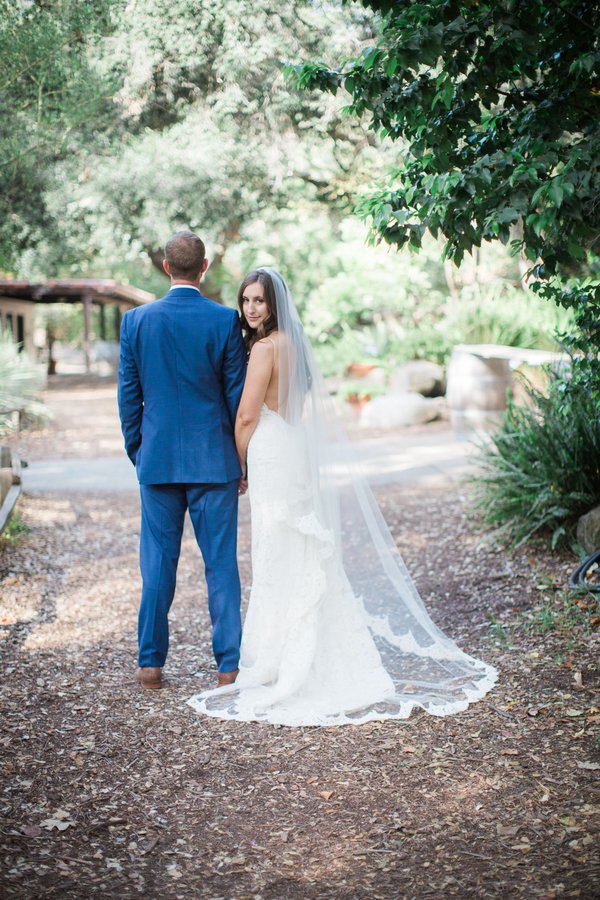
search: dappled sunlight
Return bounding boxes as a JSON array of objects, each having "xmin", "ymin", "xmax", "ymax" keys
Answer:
[
  {"xmin": 21, "ymin": 495, "xmax": 77, "ymax": 527},
  {"xmin": 0, "ymin": 575, "xmax": 42, "ymax": 627},
  {"xmin": 22, "ymin": 555, "xmax": 138, "ymax": 652}
]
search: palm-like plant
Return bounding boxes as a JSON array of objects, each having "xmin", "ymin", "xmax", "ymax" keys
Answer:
[
  {"xmin": 474, "ymin": 366, "xmax": 600, "ymax": 549},
  {"xmin": 0, "ymin": 333, "xmax": 48, "ymax": 425}
]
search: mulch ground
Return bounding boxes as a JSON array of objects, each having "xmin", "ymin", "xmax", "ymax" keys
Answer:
[{"xmin": 1, "ymin": 382, "xmax": 599, "ymax": 898}]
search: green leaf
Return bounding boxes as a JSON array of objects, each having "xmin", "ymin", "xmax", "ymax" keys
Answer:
[
  {"xmin": 496, "ymin": 207, "xmax": 520, "ymax": 224},
  {"xmin": 549, "ymin": 181, "xmax": 564, "ymax": 208},
  {"xmin": 384, "ymin": 55, "xmax": 399, "ymax": 77}
]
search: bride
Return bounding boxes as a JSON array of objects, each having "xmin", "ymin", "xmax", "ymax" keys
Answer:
[{"xmin": 188, "ymin": 267, "xmax": 497, "ymax": 726}]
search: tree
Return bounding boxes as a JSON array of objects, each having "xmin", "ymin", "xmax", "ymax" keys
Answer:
[
  {"xmin": 0, "ymin": 0, "xmax": 119, "ymax": 272},
  {"xmin": 24, "ymin": 0, "xmax": 384, "ymax": 301},
  {"xmin": 292, "ymin": 0, "xmax": 600, "ymax": 382}
]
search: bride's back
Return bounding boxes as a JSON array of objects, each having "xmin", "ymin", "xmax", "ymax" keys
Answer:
[{"xmin": 257, "ymin": 331, "xmax": 293, "ymax": 417}]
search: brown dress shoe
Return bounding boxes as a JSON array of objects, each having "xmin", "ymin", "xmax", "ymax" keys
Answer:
[
  {"xmin": 217, "ymin": 669, "xmax": 239, "ymax": 687},
  {"xmin": 136, "ymin": 666, "xmax": 163, "ymax": 689}
]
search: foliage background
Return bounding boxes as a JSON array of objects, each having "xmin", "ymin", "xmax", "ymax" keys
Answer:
[
  {"xmin": 293, "ymin": 0, "xmax": 599, "ymax": 381},
  {"xmin": 0, "ymin": 0, "xmax": 575, "ymax": 379}
]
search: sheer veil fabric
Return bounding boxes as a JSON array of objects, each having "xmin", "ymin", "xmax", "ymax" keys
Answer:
[{"xmin": 188, "ymin": 268, "xmax": 497, "ymax": 726}]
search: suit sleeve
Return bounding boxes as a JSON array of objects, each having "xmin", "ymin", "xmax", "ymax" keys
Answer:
[
  {"xmin": 222, "ymin": 312, "xmax": 247, "ymax": 429},
  {"xmin": 117, "ymin": 312, "xmax": 143, "ymax": 465}
]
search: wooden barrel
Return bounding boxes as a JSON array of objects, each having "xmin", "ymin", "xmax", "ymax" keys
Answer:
[{"xmin": 446, "ymin": 346, "xmax": 513, "ymax": 431}]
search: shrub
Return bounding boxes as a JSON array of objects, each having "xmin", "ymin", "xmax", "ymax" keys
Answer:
[
  {"xmin": 473, "ymin": 362, "xmax": 600, "ymax": 549},
  {"xmin": 447, "ymin": 284, "xmax": 572, "ymax": 352}
]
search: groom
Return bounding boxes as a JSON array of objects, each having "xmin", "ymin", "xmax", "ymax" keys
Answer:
[{"xmin": 118, "ymin": 230, "xmax": 247, "ymax": 690}]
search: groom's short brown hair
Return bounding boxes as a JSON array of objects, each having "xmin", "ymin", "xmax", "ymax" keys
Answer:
[{"xmin": 165, "ymin": 230, "xmax": 206, "ymax": 279}]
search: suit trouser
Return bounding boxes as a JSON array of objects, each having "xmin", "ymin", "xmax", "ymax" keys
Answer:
[{"xmin": 138, "ymin": 480, "xmax": 241, "ymax": 672}]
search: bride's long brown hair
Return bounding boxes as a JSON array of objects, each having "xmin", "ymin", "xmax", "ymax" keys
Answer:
[{"xmin": 237, "ymin": 270, "xmax": 279, "ymax": 353}]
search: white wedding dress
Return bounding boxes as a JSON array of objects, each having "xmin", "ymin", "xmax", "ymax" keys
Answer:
[{"xmin": 188, "ymin": 269, "xmax": 497, "ymax": 727}]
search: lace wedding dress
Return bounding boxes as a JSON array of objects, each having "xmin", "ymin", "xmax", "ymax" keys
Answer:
[{"xmin": 188, "ymin": 270, "xmax": 497, "ymax": 727}]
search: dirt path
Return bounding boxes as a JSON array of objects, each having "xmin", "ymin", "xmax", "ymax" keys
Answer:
[{"xmin": 1, "ymin": 384, "xmax": 598, "ymax": 898}]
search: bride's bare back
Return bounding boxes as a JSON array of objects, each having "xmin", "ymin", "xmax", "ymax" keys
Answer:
[{"xmin": 255, "ymin": 331, "xmax": 291, "ymax": 415}]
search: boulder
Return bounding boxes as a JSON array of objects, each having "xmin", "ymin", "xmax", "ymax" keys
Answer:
[
  {"xmin": 390, "ymin": 360, "xmax": 446, "ymax": 397},
  {"xmin": 359, "ymin": 392, "xmax": 441, "ymax": 429},
  {"xmin": 577, "ymin": 505, "xmax": 600, "ymax": 554}
]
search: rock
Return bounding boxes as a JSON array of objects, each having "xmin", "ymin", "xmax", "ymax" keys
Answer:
[
  {"xmin": 577, "ymin": 505, "xmax": 600, "ymax": 554},
  {"xmin": 358, "ymin": 392, "xmax": 441, "ymax": 429},
  {"xmin": 390, "ymin": 361, "xmax": 446, "ymax": 397}
]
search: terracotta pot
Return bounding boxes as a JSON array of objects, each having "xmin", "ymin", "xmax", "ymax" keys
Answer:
[
  {"xmin": 346, "ymin": 362, "xmax": 376, "ymax": 378},
  {"xmin": 346, "ymin": 394, "xmax": 372, "ymax": 416}
]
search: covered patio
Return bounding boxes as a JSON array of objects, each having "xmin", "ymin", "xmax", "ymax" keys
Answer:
[{"xmin": 0, "ymin": 278, "xmax": 154, "ymax": 372}]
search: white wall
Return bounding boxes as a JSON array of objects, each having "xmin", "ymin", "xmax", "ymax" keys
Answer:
[{"xmin": 0, "ymin": 299, "xmax": 35, "ymax": 357}]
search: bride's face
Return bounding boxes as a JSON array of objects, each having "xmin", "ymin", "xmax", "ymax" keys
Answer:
[{"xmin": 242, "ymin": 281, "xmax": 269, "ymax": 329}]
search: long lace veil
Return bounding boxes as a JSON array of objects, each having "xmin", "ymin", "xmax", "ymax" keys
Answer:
[{"xmin": 259, "ymin": 266, "xmax": 497, "ymax": 719}]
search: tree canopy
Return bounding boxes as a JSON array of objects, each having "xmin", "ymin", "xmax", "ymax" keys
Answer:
[
  {"xmin": 292, "ymin": 0, "xmax": 600, "ymax": 360},
  {"xmin": 1, "ymin": 0, "xmax": 383, "ymax": 301},
  {"xmin": 0, "ymin": 0, "xmax": 119, "ymax": 271}
]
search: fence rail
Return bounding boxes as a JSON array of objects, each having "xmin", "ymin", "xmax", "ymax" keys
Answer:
[{"xmin": 0, "ymin": 447, "xmax": 23, "ymax": 534}]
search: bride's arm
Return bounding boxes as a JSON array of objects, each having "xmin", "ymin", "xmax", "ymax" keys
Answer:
[{"xmin": 235, "ymin": 339, "xmax": 274, "ymax": 476}]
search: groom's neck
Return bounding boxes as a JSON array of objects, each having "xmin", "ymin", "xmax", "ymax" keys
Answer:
[{"xmin": 171, "ymin": 278, "xmax": 201, "ymax": 289}]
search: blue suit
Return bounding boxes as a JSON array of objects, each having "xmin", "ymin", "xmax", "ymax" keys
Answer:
[{"xmin": 117, "ymin": 285, "xmax": 247, "ymax": 672}]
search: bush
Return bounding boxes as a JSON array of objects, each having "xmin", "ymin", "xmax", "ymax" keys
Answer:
[
  {"xmin": 447, "ymin": 284, "xmax": 572, "ymax": 352},
  {"xmin": 473, "ymin": 362, "xmax": 600, "ymax": 549},
  {"xmin": 0, "ymin": 334, "xmax": 48, "ymax": 429}
]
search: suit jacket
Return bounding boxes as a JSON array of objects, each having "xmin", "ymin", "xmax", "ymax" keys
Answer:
[{"xmin": 117, "ymin": 286, "xmax": 246, "ymax": 484}]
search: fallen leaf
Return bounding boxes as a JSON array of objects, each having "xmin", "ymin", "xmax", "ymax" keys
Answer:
[
  {"xmin": 497, "ymin": 824, "xmax": 520, "ymax": 837},
  {"xmin": 319, "ymin": 790, "xmax": 334, "ymax": 801},
  {"xmin": 40, "ymin": 818, "xmax": 73, "ymax": 832},
  {"xmin": 20, "ymin": 825, "xmax": 42, "ymax": 837},
  {"xmin": 166, "ymin": 864, "xmax": 182, "ymax": 879},
  {"xmin": 139, "ymin": 836, "xmax": 160, "ymax": 855},
  {"xmin": 577, "ymin": 761, "xmax": 600, "ymax": 771}
]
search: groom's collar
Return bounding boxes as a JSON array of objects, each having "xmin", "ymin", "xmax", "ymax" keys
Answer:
[{"xmin": 168, "ymin": 284, "xmax": 201, "ymax": 294}]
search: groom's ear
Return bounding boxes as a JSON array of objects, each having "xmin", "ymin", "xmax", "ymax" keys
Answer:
[
  {"xmin": 163, "ymin": 259, "xmax": 171, "ymax": 277},
  {"xmin": 200, "ymin": 258, "xmax": 209, "ymax": 278}
]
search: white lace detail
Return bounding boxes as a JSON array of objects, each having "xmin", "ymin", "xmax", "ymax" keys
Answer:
[{"xmin": 188, "ymin": 406, "xmax": 498, "ymax": 727}]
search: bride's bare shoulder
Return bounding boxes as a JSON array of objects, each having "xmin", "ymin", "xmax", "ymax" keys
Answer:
[
  {"xmin": 248, "ymin": 333, "xmax": 279, "ymax": 365},
  {"xmin": 256, "ymin": 331, "xmax": 284, "ymax": 350}
]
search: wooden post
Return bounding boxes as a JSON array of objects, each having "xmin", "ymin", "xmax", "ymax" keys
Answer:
[
  {"xmin": 114, "ymin": 305, "xmax": 122, "ymax": 340},
  {"xmin": 99, "ymin": 302, "xmax": 106, "ymax": 340},
  {"xmin": 83, "ymin": 293, "xmax": 92, "ymax": 373}
]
